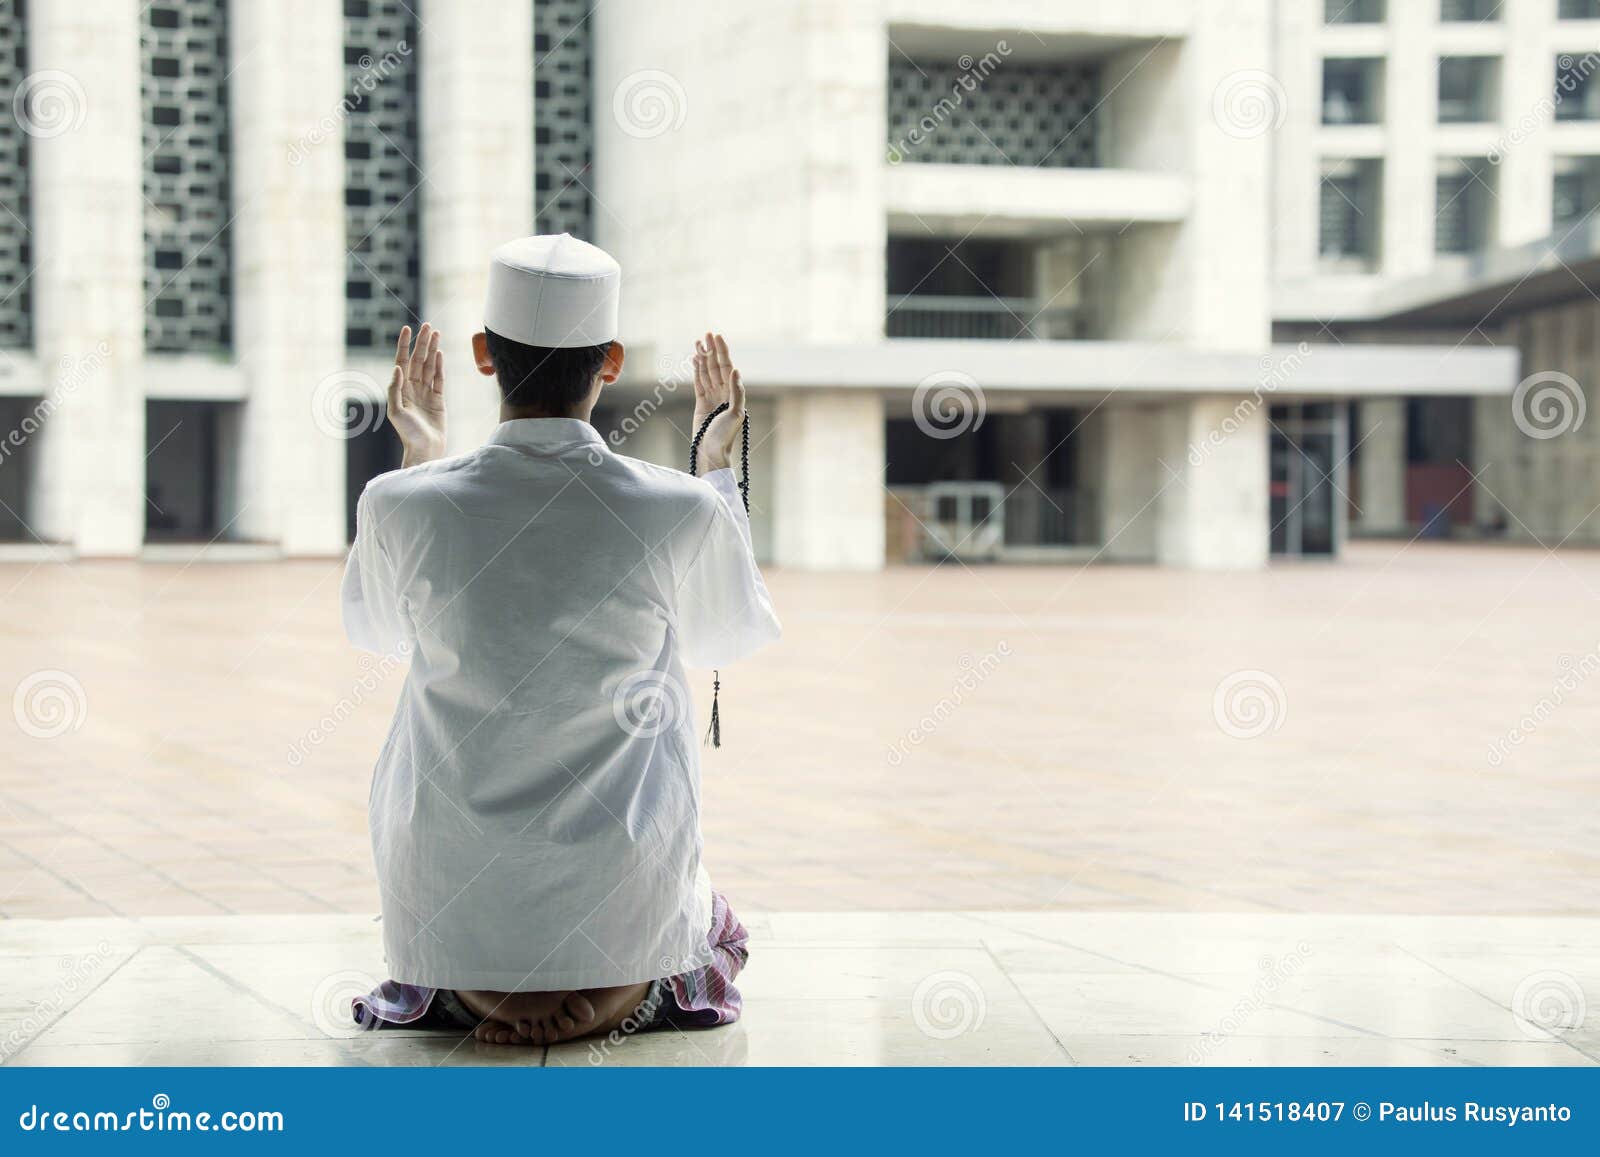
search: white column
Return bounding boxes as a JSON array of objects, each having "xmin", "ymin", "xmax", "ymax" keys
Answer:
[
  {"xmin": 1383, "ymin": 1, "xmax": 1435, "ymax": 277},
  {"xmin": 1354, "ymin": 398, "xmax": 1406, "ymax": 535},
  {"xmin": 773, "ymin": 390, "xmax": 883, "ymax": 570},
  {"xmin": 29, "ymin": 0, "xmax": 144, "ymax": 554},
  {"xmin": 229, "ymin": 0, "xmax": 346, "ymax": 554},
  {"xmin": 1096, "ymin": 406, "xmax": 1161, "ymax": 563},
  {"xmin": 420, "ymin": 0, "xmax": 534, "ymax": 454},
  {"xmin": 1156, "ymin": 395, "xmax": 1269, "ymax": 570}
]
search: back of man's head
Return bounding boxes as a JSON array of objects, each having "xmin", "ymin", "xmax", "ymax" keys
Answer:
[{"xmin": 483, "ymin": 329, "xmax": 614, "ymax": 412}]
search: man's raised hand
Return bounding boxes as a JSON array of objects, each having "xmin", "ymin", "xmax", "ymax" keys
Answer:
[
  {"xmin": 388, "ymin": 323, "xmax": 447, "ymax": 468},
  {"xmin": 691, "ymin": 332, "xmax": 745, "ymax": 476}
]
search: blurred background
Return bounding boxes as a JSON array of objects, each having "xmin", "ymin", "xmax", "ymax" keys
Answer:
[{"xmin": 0, "ymin": 0, "xmax": 1596, "ymax": 924}]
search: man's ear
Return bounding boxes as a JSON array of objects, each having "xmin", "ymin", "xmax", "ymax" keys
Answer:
[
  {"xmin": 471, "ymin": 331, "xmax": 495, "ymax": 376},
  {"xmin": 600, "ymin": 340, "xmax": 625, "ymax": 384}
]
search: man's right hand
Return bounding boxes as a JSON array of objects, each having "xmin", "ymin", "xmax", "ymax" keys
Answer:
[
  {"xmin": 388, "ymin": 324, "xmax": 447, "ymax": 468},
  {"xmin": 691, "ymin": 332, "xmax": 745, "ymax": 475}
]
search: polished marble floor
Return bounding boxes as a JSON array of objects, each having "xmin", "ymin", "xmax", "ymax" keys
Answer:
[
  {"xmin": 2, "ymin": 912, "xmax": 1595, "ymax": 1067},
  {"xmin": 2, "ymin": 541, "xmax": 1598, "ymax": 919}
]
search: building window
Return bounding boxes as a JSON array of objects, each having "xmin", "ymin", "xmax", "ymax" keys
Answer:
[
  {"xmin": 1438, "ymin": 57, "xmax": 1499, "ymax": 123},
  {"xmin": 534, "ymin": 0, "xmax": 593, "ymax": 239},
  {"xmin": 144, "ymin": 400, "xmax": 241, "ymax": 542},
  {"xmin": 885, "ymin": 237, "xmax": 1086, "ymax": 340},
  {"xmin": 1325, "ymin": 0, "xmax": 1384, "ymax": 22},
  {"xmin": 1553, "ymin": 156, "xmax": 1600, "ymax": 227},
  {"xmin": 1435, "ymin": 157, "xmax": 1495, "ymax": 254},
  {"xmin": 141, "ymin": 1, "xmax": 231, "ymax": 352},
  {"xmin": 1319, "ymin": 158, "xmax": 1381, "ymax": 270},
  {"xmin": 1322, "ymin": 58, "xmax": 1383, "ymax": 124},
  {"xmin": 344, "ymin": 0, "xmax": 421, "ymax": 351},
  {"xmin": 1559, "ymin": 0, "xmax": 1600, "ymax": 18},
  {"xmin": 1555, "ymin": 55, "xmax": 1600, "ymax": 120},
  {"xmin": 1440, "ymin": 0, "xmax": 1500, "ymax": 20},
  {"xmin": 0, "ymin": 0, "xmax": 30, "ymax": 350},
  {"xmin": 886, "ymin": 55, "xmax": 1100, "ymax": 168}
]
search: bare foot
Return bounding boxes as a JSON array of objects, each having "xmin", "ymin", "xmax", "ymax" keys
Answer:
[
  {"xmin": 455, "ymin": 988, "xmax": 596, "ymax": 1045},
  {"xmin": 453, "ymin": 982, "xmax": 656, "ymax": 1046},
  {"xmin": 567, "ymin": 981, "xmax": 655, "ymax": 1042}
]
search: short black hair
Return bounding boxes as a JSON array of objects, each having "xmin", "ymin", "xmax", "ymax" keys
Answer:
[{"xmin": 484, "ymin": 328, "xmax": 613, "ymax": 411}]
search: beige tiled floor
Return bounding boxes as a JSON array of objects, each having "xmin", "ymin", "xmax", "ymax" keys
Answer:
[
  {"xmin": 1, "ymin": 912, "xmax": 1595, "ymax": 1067},
  {"xmin": 1, "ymin": 541, "xmax": 1598, "ymax": 919}
]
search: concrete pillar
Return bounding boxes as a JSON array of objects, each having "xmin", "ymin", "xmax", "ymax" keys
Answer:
[
  {"xmin": 29, "ymin": 0, "xmax": 145, "ymax": 554},
  {"xmin": 1353, "ymin": 398, "xmax": 1407, "ymax": 536},
  {"xmin": 420, "ymin": 0, "xmax": 534, "ymax": 453},
  {"xmin": 773, "ymin": 390, "xmax": 883, "ymax": 570},
  {"xmin": 997, "ymin": 411, "xmax": 1047, "ymax": 545},
  {"xmin": 1384, "ymin": 1, "xmax": 1435, "ymax": 277},
  {"xmin": 1096, "ymin": 406, "xmax": 1161, "ymax": 563},
  {"xmin": 229, "ymin": 0, "xmax": 346, "ymax": 553},
  {"xmin": 1498, "ymin": 0, "xmax": 1552, "ymax": 247},
  {"xmin": 1156, "ymin": 395, "xmax": 1268, "ymax": 570}
]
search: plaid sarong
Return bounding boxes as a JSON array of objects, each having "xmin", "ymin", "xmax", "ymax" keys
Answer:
[{"xmin": 352, "ymin": 890, "xmax": 749, "ymax": 1032}]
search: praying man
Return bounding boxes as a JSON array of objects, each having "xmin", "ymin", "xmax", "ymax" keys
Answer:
[{"xmin": 341, "ymin": 234, "xmax": 781, "ymax": 1045}]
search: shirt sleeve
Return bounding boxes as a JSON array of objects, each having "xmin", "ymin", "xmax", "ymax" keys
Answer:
[
  {"xmin": 341, "ymin": 489, "xmax": 410, "ymax": 656},
  {"xmin": 677, "ymin": 468, "xmax": 782, "ymax": 669}
]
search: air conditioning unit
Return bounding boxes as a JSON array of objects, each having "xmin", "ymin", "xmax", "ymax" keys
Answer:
[{"xmin": 922, "ymin": 482, "xmax": 1006, "ymax": 561}]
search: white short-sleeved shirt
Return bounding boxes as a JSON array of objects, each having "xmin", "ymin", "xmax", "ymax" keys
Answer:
[{"xmin": 341, "ymin": 417, "xmax": 780, "ymax": 990}]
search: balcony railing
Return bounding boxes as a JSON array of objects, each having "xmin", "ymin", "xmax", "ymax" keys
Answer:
[{"xmin": 885, "ymin": 295, "xmax": 1086, "ymax": 341}]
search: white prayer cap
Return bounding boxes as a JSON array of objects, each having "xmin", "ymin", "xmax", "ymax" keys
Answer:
[{"xmin": 483, "ymin": 234, "xmax": 620, "ymax": 348}]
